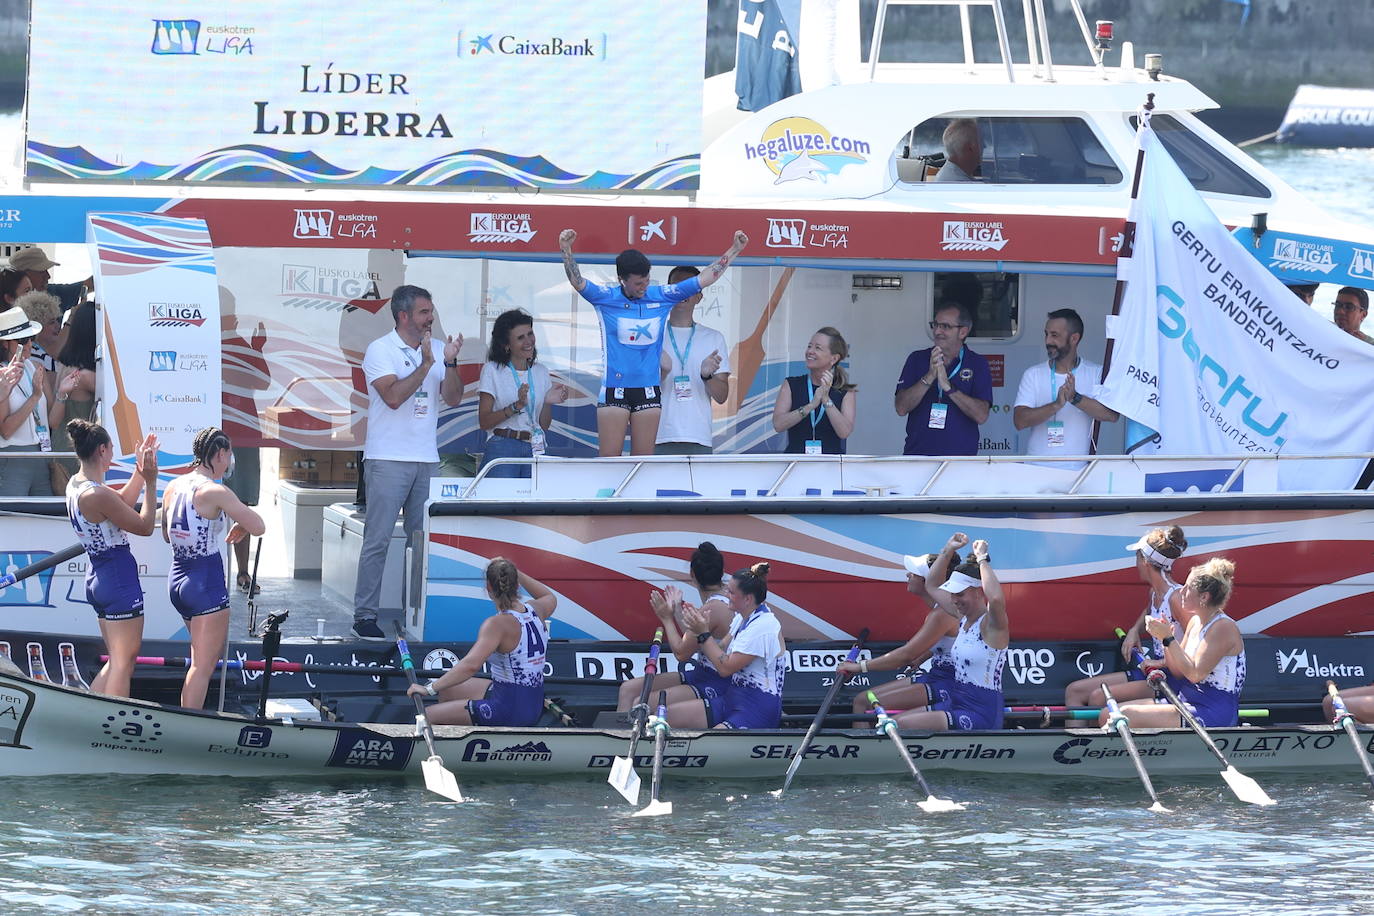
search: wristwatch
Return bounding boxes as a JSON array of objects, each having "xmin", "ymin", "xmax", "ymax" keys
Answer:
[
  {"xmin": 1162, "ymin": 636, "xmax": 1175, "ymax": 647},
  {"xmin": 701, "ymin": 372, "xmax": 715, "ymax": 381},
  {"xmin": 696, "ymin": 632, "xmax": 711, "ymax": 645},
  {"xmin": 443, "ymin": 359, "xmax": 458, "ymax": 368},
  {"xmin": 1071, "ymin": 392, "xmax": 1083, "ymax": 406},
  {"xmin": 424, "ymin": 683, "xmax": 438, "ymax": 696}
]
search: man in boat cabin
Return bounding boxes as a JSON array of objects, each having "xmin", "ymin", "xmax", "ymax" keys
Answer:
[
  {"xmin": 558, "ymin": 228, "xmax": 747, "ymax": 457},
  {"xmin": 351, "ymin": 285, "xmax": 463, "ymax": 639},
  {"xmin": 934, "ymin": 119, "xmax": 981, "ymax": 182},
  {"xmin": 1333, "ymin": 287, "xmax": 1373, "ymax": 344},
  {"xmin": 1011, "ymin": 308, "xmax": 1118, "ymax": 465},
  {"xmin": 894, "ymin": 300, "xmax": 992, "ymax": 456}
]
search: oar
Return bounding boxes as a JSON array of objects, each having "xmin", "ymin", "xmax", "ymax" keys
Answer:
[
  {"xmin": 608, "ymin": 627, "xmax": 664, "ymax": 804},
  {"xmin": 1004, "ymin": 706, "xmax": 1271, "ymax": 721},
  {"xmin": 1326, "ymin": 681, "xmax": 1374, "ymax": 812},
  {"xmin": 867, "ymin": 690, "xmax": 963, "ymax": 813},
  {"xmin": 633, "ymin": 690, "xmax": 672, "ymax": 818},
  {"xmin": 1101, "ymin": 682, "xmax": 1170, "ymax": 813},
  {"xmin": 0, "ymin": 543, "xmax": 84, "ymax": 590},
  {"xmin": 775, "ymin": 628, "xmax": 869, "ymax": 796},
  {"xmin": 394, "ymin": 622, "xmax": 464, "ymax": 803},
  {"xmin": 1145, "ymin": 670, "xmax": 1275, "ymax": 806}
]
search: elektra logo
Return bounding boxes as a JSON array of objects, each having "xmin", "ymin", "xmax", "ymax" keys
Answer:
[
  {"xmin": 1275, "ymin": 648, "xmax": 1365, "ymax": 679},
  {"xmin": 469, "ymin": 212, "xmax": 536, "ymax": 244},
  {"xmin": 148, "ymin": 303, "xmax": 207, "ymax": 328},
  {"xmin": 461, "ymin": 31, "xmax": 604, "ymax": 58},
  {"xmin": 151, "ymin": 19, "xmax": 201, "ymax": 55},
  {"xmin": 1270, "ymin": 237, "xmax": 1336, "ymax": 275},
  {"xmin": 1350, "ymin": 247, "xmax": 1374, "ymax": 281},
  {"xmin": 744, "ymin": 117, "xmax": 870, "ymax": 185},
  {"xmin": 942, "ymin": 220, "xmax": 1009, "ymax": 252}
]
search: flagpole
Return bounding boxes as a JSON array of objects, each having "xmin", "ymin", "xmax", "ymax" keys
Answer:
[{"xmin": 1093, "ymin": 92, "xmax": 1155, "ymax": 454}]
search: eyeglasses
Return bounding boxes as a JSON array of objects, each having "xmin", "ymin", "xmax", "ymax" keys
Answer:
[
  {"xmin": 929, "ymin": 321, "xmax": 966, "ymax": 332},
  {"xmin": 1333, "ymin": 301, "xmax": 1367, "ymax": 311}
]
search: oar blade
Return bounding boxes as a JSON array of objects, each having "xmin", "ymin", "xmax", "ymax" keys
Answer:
[
  {"xmin": 631, "ymin": 799, "xmax": 673, "ymax": 818},
  {"xmin": 1220, "ymin": 765, "xmax": 1275, "ymax": 806},
  {"xmin": 917, "ymin": 795, "xmax": 965, "ymax": 813},
  {"xmin": 1147, "ymin": 801, "xmax": 1172, "ymax": 814},
  {"xmin": 421, "ymin": 755, "xmax": 465, "ymax": 803},
  {"xmin": 608, "ymin": 756, "xmax": 641, "ymax": 804}
]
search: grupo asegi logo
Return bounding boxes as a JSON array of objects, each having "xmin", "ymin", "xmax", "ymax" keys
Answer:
[{"xmin": 743, "ymin": 117, "xmax": 870, "ymax": 185}]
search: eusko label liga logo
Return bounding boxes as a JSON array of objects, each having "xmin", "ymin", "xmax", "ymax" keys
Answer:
[{"xmin": 148, "ymin": 303, "xmax": 207, "ymax": 328}]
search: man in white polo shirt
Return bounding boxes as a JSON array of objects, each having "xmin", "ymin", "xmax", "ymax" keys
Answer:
[
  {"xmin": 655, "ymin": 265, "xmax": 730, "ymax": 454},
  {"xmin": 352, "ymin": 284, "xmax": 464, "ymax": 638},
  {"xmin": 1013, "ymin": 308, "xmax": 1118, "ymax": 469}
]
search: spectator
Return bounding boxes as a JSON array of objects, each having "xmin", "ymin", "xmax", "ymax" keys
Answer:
[
  {"xmin": 7, "ymin": 247, "xmax": 91, "ymax": 313},
  {"xmin": 352, "ymin": 285, "xmax": 463, "ymax": 639},
  {"xmin": 17, "ymin": 289, "xmax": 65, "ymax": 375},
  {"xmin": 474, "ymin": 308, "xmax": 569, "ymax": 478},
  {"xmin": 49, "ymin": 300, "xmax": 98, "ymax": 488},
  {"xmin": 934, "ymin": 119, "xmax": 981, "ymax": 182},
  {"xmin": 558, "ymin": 228, "xmax": 748, "ymax": 457},
  {"xmin": 0, "ymin": 267, "xmax": 32, "ymax": 308},
  {"xmin": 894, "ymin": 302, "xmax": 992, "ymax": 456},
  {"xmin": 1012, "ymin": 308, "xmax": 1118, "ymax": 465},
  {"xmin": 1286, "ymin": 282, "xmax": 1318, "ymax": 306},
  {"xmin": 771, "ymin": 327, "xmax": 857, "ymax": 454},
  {"xmin": 1333, "ymin": 287, "xmax": 1372, "ymax": 344},
  {"xmin": 0, "ymin": 304, "xmax": 53, "ymax": 496},
  {"xmin": 656, "ymin": 266, "xmax": 730, "ymax": 455}
]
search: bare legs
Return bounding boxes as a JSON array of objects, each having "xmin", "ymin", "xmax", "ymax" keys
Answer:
[
  {"xmin": 181, "ymin": 608, "xmax": 230, "ymax": 709},
  {"xmin": 91, "ymin": 616, "xmax": 145, "ymax": 698},
  {"xmin": 597, "ymin": 406, "xmax": 661, "ymax": 457}
]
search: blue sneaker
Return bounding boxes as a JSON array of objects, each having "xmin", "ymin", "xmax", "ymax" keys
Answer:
[{"xmin": 352, "ymin": 618, "xmax": 385, "ymax": 639}]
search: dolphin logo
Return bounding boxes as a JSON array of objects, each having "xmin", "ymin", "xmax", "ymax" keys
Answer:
[{"xmin": 774, "ymin": 151, "xmax": 824, "ymax": 185}]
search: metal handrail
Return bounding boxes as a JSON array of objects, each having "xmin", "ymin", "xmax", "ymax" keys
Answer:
[{"xmin": 869, "ymin": 0, "xmax": 1016, "ymax": 83}]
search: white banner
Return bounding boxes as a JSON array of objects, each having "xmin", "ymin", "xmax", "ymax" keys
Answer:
[
  {"xmin": 1096, "ymin": 124, "xmax": 1374, "ymax": 491},
  {"xmin": 28, "ymin": 1, "xmax": 704, "ymax": 191},
  {"xmin": 89, "ymin": 213, "xmax": 221, "ymax": 479}
]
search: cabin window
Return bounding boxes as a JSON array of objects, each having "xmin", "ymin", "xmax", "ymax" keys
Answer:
[
  {"xmin": 896, "ymin": 116, "xmax": 1124, "ymax": 185},
  {"xmin": 932, "ymin": 271, "xmax": 1019, "ymax": 339},
  {"xmin": 1129, "ymin": 114, "xmax": 1270, "ymax": 198}
]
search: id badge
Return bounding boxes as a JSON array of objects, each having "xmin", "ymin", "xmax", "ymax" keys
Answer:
[
  {"xmin": 1046, "ymin": 420, "xmax": 1066, "ymax": 448},
  {"xmin": 672, "ymin": 375, "xmax": 693, "ymax": 401},
  {"xmin": 413, "ymin": 389, "xmax": 429, "ymax": 418},
  {"xmin": 804, "ymin": 439, "xmax": 822, "ymax": 456},
  {"xmin": 35, "ymin": 421, "xmax": 51, "ymax": 452},
  {"xmin": 530, "ymin": 427, "xmax": 547, "ymax": 456},
  {"xmin": 928, "ymin": 402, "xmax": 948, "ymax": 430}
]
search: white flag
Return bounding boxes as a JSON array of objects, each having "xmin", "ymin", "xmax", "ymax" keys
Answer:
[{"xmin": 1096, "ymin": 122, "xmax": 1374, "ymax": 491}]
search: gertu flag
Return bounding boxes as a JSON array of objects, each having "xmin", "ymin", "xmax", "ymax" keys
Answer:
[{"xmin": 1095, "ymin": 118, "xmax": 1374, "ymax": 491}]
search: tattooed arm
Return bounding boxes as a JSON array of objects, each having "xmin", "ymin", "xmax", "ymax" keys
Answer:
[
  {"xmin": 697, "ymin": 230, "xmax": 749, "ymax": 289},
  {"xmin": 558, "ymin": 229, "xmax": 587, "ymax": 292}
]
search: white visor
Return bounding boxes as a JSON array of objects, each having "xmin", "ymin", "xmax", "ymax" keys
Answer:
[
  {"xmin": 903, "ymin": 554, "xmax": 931, "ymax": 577},
  {"xmin": 1126, "ymin": 538, "xmax": 1174, "ymax": 570},
  {"xmin": 943, "ymin": 570, "xmax": 982, "ymax": 594}
]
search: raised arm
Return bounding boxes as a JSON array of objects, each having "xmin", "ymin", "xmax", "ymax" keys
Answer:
[
  {"xmin": 697, "ymin": 230, "xmax": 749, "ymax": 289},
  {"xmin": 969, "ymin": 539, "xmax": 1009, "ymax": 650},
  {"xmin": 517, "ymin": 568, "xmax": 557, "ymax": 620},
  {"xmin": 925, "ymin": 532, "xmax": 967, "ymax": 619},
  {"xmin": 558, "ymin": 229, "xmax": 587, "ymax": 293},
  {"xmin": 440, "ymin": 334, "xmax": 464, "ymax": 407}
]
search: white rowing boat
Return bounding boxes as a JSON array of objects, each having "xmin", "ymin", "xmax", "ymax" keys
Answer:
[{"xmin": 3, "ymin": 670, "xmax": 1368, "ymax": 783}]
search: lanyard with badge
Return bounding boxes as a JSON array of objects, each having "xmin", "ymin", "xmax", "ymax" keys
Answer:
[
  {"xmin": 668, "ymin": 324, "xmax": 697, "ymax": 402},
  {"xmin": 405, "ymin": 343, "xmax": 429, "ymax": 418},
  {"xmin": 19, "ymin": 365, "xmax": 51, "ymax": 451},
  {"xmin": 508, "ymin": 363, "xmax": 545, "ymax": 456},
  {"xmin": 1045, "ymin": 357, "xmax": 1080, "ymax": 448},
  {"xmin": 928, "ymin": 347, "xmax": 963, "ymax": 431},
  {"xmin": 804, "ymin": 376, "xmax": 825, "ymax": 455}
]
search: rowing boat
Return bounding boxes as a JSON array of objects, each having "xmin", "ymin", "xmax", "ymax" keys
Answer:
[{"xmin": 3, "ymin": 668, "xmax": 1367, "ymax": 782}]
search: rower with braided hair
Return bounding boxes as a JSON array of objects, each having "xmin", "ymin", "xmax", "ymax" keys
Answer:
[{"xmin": 161, "ymin": 426, "xmax": 265, "ymax": 709}]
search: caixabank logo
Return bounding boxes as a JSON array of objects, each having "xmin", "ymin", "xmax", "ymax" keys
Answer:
[
  {"xmin": 460, "ymin": 31, "xmax": 605, "ymax": 58},
  {"xmin": 148, "ymin": 303, "xmax": 207, "ymax": 328}
]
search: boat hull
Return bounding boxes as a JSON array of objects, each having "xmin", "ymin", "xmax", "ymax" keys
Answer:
[{"xmin": 3, "ymin": 672, "xmax": 1369, "ymax": 782}]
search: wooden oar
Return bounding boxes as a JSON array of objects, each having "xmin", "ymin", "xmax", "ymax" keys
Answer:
[
  {"xmin": 775, "ymin": 628, "xmax": 868, "ymax": 796},
  {"xmin": 609, "ymin": 627, "xmax": 664, "ymax": 804},
  {"xmin": 729, "ymin": 266, "xmax": 795, "ymax": 414},
  {"xmin": 1101, "ymin": 682, "xmax": 1170, "ymax": 813},
  {"xmin": 1326, "ymin": 681, "xmax": 1374, "ymax": 812},
  {"xmin": 394, "ymin": 622, "xmax": 464, "ymax": 803},
  {"xmin": 0, "ymin": 543, "xmax": 84, "ymax": 590},
  {"xmin": 1146, "ymin": 670, "xmax": 1274, "ymax": 806},
  {"xmin": 867, "ymin": 691, "xmax": 964, "ymax": 813},
  {"xmin": 633, "ymin": 690, "xmax": 672, "ymax": 818}
]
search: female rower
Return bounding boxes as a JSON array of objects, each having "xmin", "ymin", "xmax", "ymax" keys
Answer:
[
  {"xmin": 65, "ymin": 418, "xmax": 159, "ymax": 698},
  {"xmin": 886, "ymin": 533, "xmax": 1009, "ymax": 731},
  {"xmin": 840, "ymin": 550, "xmax": 960, "ymax": 718},
  {"xmin": 407, "ymin": 557, "xmax": 556, "ymax": 726},
  {"xmin": 476, "ymin": 308, "xmax": 569, "ymax": 478},
  {"xmin": 161, "ymin": 428, "xmax": 266, "ymax": 709},
  {"xmin": 771, "ymin": 327, "xmax": 857, "ymax": 455},
  {"xmin": 1110, "ymin": 558, "xmax": 1246, "ymax": 728},
  {"xmin": 1324, "ymin": 684, "xmax": 1374, "ymax": 723},
  {"xmin": 667, "ymin": 562, "xmax": 786, "ymax": 729},
  {"xmin": 616, "ymin": 541, "xmax": 737, "ymax": 711},
  {"xmin": 1064, "ymin": 526, "xmax": 1189, "ymax": 707}
]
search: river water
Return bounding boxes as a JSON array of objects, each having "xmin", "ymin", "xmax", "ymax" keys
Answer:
[{"xmin": 2, "ymin": 126, "xmax": 1374, "ymax": 914}]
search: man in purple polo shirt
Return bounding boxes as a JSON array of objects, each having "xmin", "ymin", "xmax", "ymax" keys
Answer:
[{"xmin": 893, "ymin": 302, "xmax": 992, "ymax": 456}]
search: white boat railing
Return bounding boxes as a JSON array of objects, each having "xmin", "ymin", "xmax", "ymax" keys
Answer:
[{"xmin": 437, "ymin": 453, "xmax": 1374, "ymax": 503}]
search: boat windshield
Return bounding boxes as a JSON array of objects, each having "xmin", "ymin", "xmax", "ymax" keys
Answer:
[
  {"xmin": 1130, "ymin": 114, "xmax": 1271, "ymax": 198},
  {"xmin": 897, "ymin": 116, "xmax": 1124, "ymax": 185}
]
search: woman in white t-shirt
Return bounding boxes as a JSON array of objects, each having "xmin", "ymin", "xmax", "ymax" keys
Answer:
[
  {"xmin": 476, "ymin": 309, "xmax": 569, "ymax": 479},
  {"xmin": 0, "ymin": 302, "xmax": 54, "ymax": 496}
]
